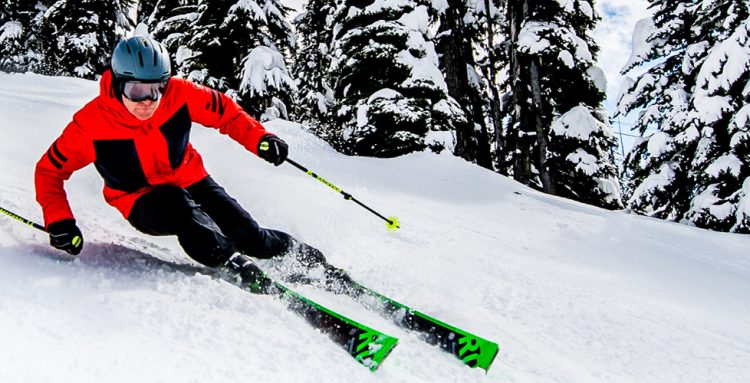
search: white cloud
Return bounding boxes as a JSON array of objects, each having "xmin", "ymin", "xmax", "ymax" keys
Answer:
[
  {"xmin": 593, "ymin": 0, "xmax": 652, "ymax": 154},
  {"xmin": 593, "ymin": 0, "xmax": 652, "ymax": 110}
]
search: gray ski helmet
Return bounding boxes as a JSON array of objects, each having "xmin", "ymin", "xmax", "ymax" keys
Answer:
[{"xmin": 111, "ymin": 36, "xmax": 171, "ymax": 81}]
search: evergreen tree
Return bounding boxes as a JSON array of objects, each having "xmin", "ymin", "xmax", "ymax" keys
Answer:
[
  {"xmin": 618, "ymin": 0, "xmax": 703, "ymax": 222},
  {"xmin": 684, "ymin": 1, "xmax": 750, "ymax": 232},
  {"xmin": 0, "ymin": 1, "xmax": 45, "ymax": 73},
  {"xmin": 137, "ymin": 0, "xmax": 199, "ymax": 72},
  {"xmin": 620, "ymin": 0, "xmax": 750, "ymax": 232},
  {"xmin": 329, "ymin": 0, "xmax": 466, "ymax": 157},
  {"xmin": 292, "ymin": 0, "xmax": 336, "ymax": 136},
  {"xmin": 432, "ymin": 0, "xmax": 493, "ymax": 168},
  {"xmin": 501, "ymin": 0, "xmax": 621, "ymax": 208},
  {"xmin": 40, "ymin": 0, "xmax": 132, "ymax": 79},
  {"xmin": 178, "ymin": 0, "xmax": 296, "ymax": 119}
]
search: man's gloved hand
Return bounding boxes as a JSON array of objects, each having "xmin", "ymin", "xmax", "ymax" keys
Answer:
[
  {"xmin": 257, "ymin": 134, "xmax": 288, "ymax": 166},
  {"xmin": 48, "ymin": 219, "xmax": 84, "ymax": 256}
]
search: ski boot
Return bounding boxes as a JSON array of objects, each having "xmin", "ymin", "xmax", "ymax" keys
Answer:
[
  {"xmin": 284, "ymin": 242, "xmax": 360, "ymax": 296},
  {"xmin": 223, "ymin": 252, "xmax": 278, "ymax": 294}
]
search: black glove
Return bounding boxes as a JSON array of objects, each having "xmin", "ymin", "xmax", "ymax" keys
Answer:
[
  {"xmin": 257, "ymin": 134, "xmax": 288, "ymax": 166},
  {"xmin": 48, "ymin": 219, "xmax": 84, "ymax": 256}
]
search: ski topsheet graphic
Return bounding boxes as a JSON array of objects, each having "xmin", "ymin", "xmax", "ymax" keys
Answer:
[
  {"xmin": 273, "ymin": 282, "xmax": 398, "ymax": 371},
  {"xmin": 349, "ymin": 282, "xmax": 499, "ymax": 371}
]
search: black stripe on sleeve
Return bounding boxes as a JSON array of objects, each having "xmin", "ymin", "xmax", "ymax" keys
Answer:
[
  {"xmin": 217, "ymin": 91, "xmax": 225, "ymax": 115},
  {"xmin": 47, "ymin": 149, "xmax": 63, "ymax": 169},
  {"xmin": 52, "ymin": 141, "xmax": 68, "ymax": 162},
  {"xmin": 210, "ymin": 90, "xmax": 218, "ymax": 113}
]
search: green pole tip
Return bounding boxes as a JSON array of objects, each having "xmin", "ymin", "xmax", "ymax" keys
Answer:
[{"xmin": 386, "ymin": 216, "xmax": 400, "ymax": 232}]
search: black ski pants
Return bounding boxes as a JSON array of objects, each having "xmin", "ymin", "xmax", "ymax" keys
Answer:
[{"xmin": 127, "ymin": 176, "xmax": 293, "ymax": 267}]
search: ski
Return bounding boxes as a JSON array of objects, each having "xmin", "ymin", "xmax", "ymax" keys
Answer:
[
  {"xmin": 345, "ymin": 281, "xmax": 499, "ymax": 372},
  {"xmin": 269, "ymin": 281, "xmax": 399, "ymax": 372}
]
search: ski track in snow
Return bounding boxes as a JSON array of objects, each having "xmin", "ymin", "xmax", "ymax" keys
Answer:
[{"xmin": 1, "ymin": 73, "xmax": 750, "ymax": 382}]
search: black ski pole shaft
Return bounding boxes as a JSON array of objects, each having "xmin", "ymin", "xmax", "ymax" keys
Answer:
[
  {"xmin": 0, "ymin": 206, "xmax": 46, "ymax": 232},
  {"xmin": 284, "ymin": 158, "xmax": 400, "ymax": 231}
]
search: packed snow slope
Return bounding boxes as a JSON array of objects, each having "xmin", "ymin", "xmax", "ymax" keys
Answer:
[{"xmin": 1, "ymin": 72, "xmax": 749, "ymax": 383}]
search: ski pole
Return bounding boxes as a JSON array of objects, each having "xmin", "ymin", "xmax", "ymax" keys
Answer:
[
  {"xmin": 0, "ymin": 206, "xmax": 46, "ymax": 232},
  {"xmin": 284, "ymin": 158, "xmax": 400, "ymax": 232}
]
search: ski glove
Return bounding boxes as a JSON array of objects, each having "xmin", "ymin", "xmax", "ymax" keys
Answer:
[
  {"xmin": 48, "ymin": 219, "xmax": 84, "ymax": 256},
  {"xmin": 257, "ymin": 134, "xmax": 288, "ymax": 166}
]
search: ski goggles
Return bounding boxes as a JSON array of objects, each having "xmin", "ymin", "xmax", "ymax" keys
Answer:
[{"xmin": 121, "ymin": 80, "xmax": 168, "ymax": 102}]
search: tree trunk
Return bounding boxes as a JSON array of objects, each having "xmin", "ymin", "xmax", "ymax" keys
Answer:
[
  {"xmin": 483, "ymin": 0, "xmax": 504, "ymax": 167},
  {"xmin": 438, "ymin": 0, "xmax": 492, "ymax": 169},
  {"xmin": 508, "ymin": 0, "xmax": 532, "ymax": 184},
  {"xmin": 529, "ymin": 57, "xmax": 553, "ymax": 193},
  {"xmin": 507, "ymin": 0, "xmax": 552, "ymax": 191}
]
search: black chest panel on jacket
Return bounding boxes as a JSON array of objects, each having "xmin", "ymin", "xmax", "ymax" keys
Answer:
[
  {"xmin": 92, "ymin": 105, "xmax": 192, "ymax": 192},
  {"xmin": 93, "ymin": 139, "xmax": 149, "ymax": 192},
  {"xmin": 160, "ymin": 104, "xmax": 192, "ymax": 169}
]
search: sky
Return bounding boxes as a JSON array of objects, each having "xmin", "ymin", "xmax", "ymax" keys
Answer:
[{"xmin": 592, "ymin": 0, "xmax": 652, "ymax": 154}]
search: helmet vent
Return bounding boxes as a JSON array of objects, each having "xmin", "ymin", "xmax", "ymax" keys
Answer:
[{"xmin": 112, "ymin": 36, "xmax": 171, "ymax": 81}]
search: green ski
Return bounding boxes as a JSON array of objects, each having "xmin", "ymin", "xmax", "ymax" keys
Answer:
[
  {"xmin": 272, "ymin": 281, "xmax": 399, "ymax": 372},
  {"xmin": 348, "ymin": 282, "xmax": 499, "ymax": 372}
]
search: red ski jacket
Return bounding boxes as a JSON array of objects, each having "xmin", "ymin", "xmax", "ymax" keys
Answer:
[{"xmin": 35, "ymin": 70, "xmax": 271, "ymax": 227}]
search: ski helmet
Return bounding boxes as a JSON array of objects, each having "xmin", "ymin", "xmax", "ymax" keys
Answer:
[{"xmin": 111, "ymin": 36, "xmax": 171, "ymax": 82}]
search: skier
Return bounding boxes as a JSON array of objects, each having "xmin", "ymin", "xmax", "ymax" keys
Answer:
[{"xmin": 35, "ymin": 36, "xmax": 348, "ymax": 294}]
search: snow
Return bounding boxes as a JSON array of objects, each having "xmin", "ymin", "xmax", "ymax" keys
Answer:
[
  {"xmin": 551, "ymin": 105, "xmax": 613, "ymax": 140},
  {"xmin": 239, "ymin": 46, "xmax": 297, "ymax": 98},
  {"xmin": 690, "ymin": 185, "xmax": 735, "ymax": 221},
  {"xmin": 566, "ymin": 148, "xmax": 599, "ymax": 176},
  {"xmin": 586, "ymin": 65, "xmax": 607, "ymax": 93},
  {"xmin": 518, "ymin": 21, "xmax": 593, "ymax": 64},
  {"xmin": 0, "ymin": 21, "xmax": 23, "ymax": 42},
  {"xmin": 133, "ymin": 23, "xmax": 150, "ymax": 37},
  {"xmin": 558, "ymin": 49, "xmax": 575, "ymax": 68},
  {"xmin": 693, "ymin": 18, "xmax": 750, "ymax": 125},
  {"xmin": 695, "ymin": 20, "xmax": 750, "ymax": 96},
  {"xmin": 706, "ymin": 154, "xmax": 742, "ymax": 178},
  {"xmin": 621, "ymin": 17, "xmax": 654, "ymax": 73},
  {"xmin": 736, "ymin": 178, "xmax": 750, "ymax": 224},
  {"xmin": 518, "ymin": 21, "xmax": 553, "ymax": 54},
  {"xmin": 629, "ymin": 162, "xmax": 677, "ymax": 207},
  {"xmin": 2, "ymin": 73, "xmax": 750, "ymax": 382},
  {"xmin": 647, "ymin": 131, "xmax": 670, "ymax": 158}
]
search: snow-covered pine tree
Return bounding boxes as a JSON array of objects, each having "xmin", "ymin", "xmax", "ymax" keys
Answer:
[
  {"xmin": 619, "ymin": 0, "xmax": 750, "ymax": 232},
  {"xmin": 0, "ymin": 1, "xmax": 44, "ymax": 73},
  {"xmin": 292, "ymin": 0, "xmax": 336, "ymax": 137},
  {"xmin": 503, "ymin": 0, "xmax": 621, "ymax": 209},
  {"xmin": 178, "ymin": 0, "xmax": 296, "ymax": 119},
  {"xmin": 432, "ymin": 0, "xmax": 492, "ymax": 168},
  {"xmin": 40, "ymin": 0, "xmax": 133, "ymax": 79},
  {"xmin": 138, "ymin": 0, "xmax": 198, "ymax": 66},
  {"xmin": 329, "ymin": 0, "xmax": 466, "ymax": 157},
  {"xmin": 684, "ymin": 1, "xmax": 750, "ymax": 232},
  {"xmin": 618, "ymin": 1, "xmax": 703, "ymax": 222}
]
